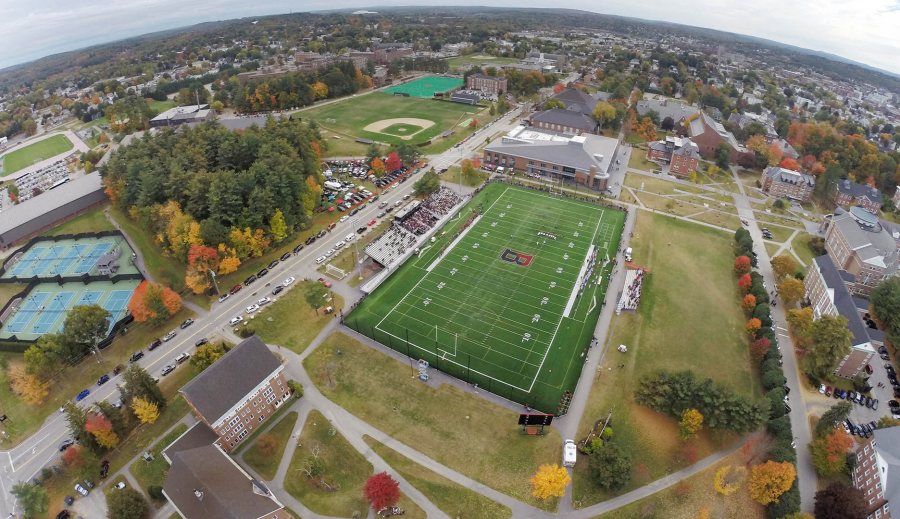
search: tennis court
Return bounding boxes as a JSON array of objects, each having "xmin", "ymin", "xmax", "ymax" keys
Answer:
[
  {"xmin": 384, "ymin": 76, "xmax": 464, "ymax": 98},
  {"xmin": 0, "ymin": 279, "xmax": 141, "ymax": 341},
  {"xmin": 1, "ymin": 236, "xmax": 138, "ymax": 279},
  {"xmin": 348, "ymin": 183, "xmax": 625, "ymax": 412}
]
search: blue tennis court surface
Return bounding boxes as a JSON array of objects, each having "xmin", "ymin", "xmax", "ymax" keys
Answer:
[
  {"xmin": 0, "ymin": 280, "xmax": 141, "ymax": 341},
  {"xmin": 1, "ymin": 236, "xmax": 138, "ymax": 280}
]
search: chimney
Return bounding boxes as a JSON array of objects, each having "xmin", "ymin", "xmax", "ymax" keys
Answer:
[{"xmin": 194, "ymin": 489, "xmax": 204, "ymax": 501}]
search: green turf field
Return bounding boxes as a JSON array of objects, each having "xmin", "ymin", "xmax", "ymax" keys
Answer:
[
  {"xmin": 1, "ymin": 135, "xmax": 74, "ymax": 176},
  {"xmin": 384, "ymin": 75, "xmax": 464, "ymax": 97},
  {"xmin": 303, "ymin": 92, "xmax": 481, "ymax": 147},
  {"xmin": 348, "ymin": 183, "xmax": 625, "ymax": 412}
]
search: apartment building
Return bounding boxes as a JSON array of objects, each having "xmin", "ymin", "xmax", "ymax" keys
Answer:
[
  {"xmin": 647, "ymin": 136, "xmax": 700, "ymax": 177},
  {"xmin": 761, "ymin": 166, "xmax": 816, "ymax": 202},
  {"xmin": 824, "ymin": 207, "xmax": 900, "ymax": 296},
  {"xmin": 466, "ymin": 74, "xmax": 508, "ymax": 95},
  {"xmin": 836, "ymin": 179, "xmax": 884, "ymax": 213},
  {"xmin": 851, "ymin": 426, "xmax": 900, "ymax": 519}
]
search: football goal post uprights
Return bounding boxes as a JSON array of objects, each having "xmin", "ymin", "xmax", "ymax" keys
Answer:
[{"xmin": 325, "ymin": 263, "xmax": 348, "ymax": 279}]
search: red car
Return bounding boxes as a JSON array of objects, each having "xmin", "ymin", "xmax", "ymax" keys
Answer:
[
  {"xmin": 229, "ymin": 284, "xmax": 243, "ymax": 295},
  {"xmin": 317, "ymin": 277, "xmax": 333, "ymax": 288},
  {"xmin": 368, "ymin": 219, "xmax": 377, "ymax": 226}
]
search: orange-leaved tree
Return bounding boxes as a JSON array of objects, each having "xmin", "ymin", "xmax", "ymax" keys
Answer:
[
  {"xmin": 734, "ymin": 255, "xmax": 752, "ymax": 275},
  {"xmin": 749, "ymin": 460, "xmax": 796, "ymax": 505},
  {"xmin": 128, "ymin": 281, "xmax": 182, "ymax": 324},
  {"xmin": 385, "ymin": 151, "xmax": 402, "ymax": 172},
  {"xmin": 185, "ymin": 244, "xmax": 219, "ymax": 294},
  {"xmin": 746, "ymin": 318, "xmax": 762, "ymax": 336},
  {"xmin": 530, "ymin": 464, "xmax": 571, "ymax": 500},
  {"xmin": 742, "ymin": 294, "xmax": 757, "ymax": 311},
  {"xmin": 85, "ymin": 413, "xmax": 119, "ymax": 449},
  {"xmin": 738, "ymin": 274, "xmax": 753, "ymax": 293},
  {"xmin": 8, "ymin": 366, "xmax": 50, "ymax": 406},
  {"xmin": 811, "ymin": 428, "xmax": 854, "ymax": 477}
]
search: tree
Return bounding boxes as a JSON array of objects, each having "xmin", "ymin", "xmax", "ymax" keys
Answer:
[
  {"xmin": 413, "ymin": 170, "xmax": 441, "ymax": 197},
  {"xmin": 746, "ymin": 318, "xmax": 762, "ymax": 336},
  {"xmin": 810, "ymin": 428, "xmax": 854, "ymax": 476},
  {"xmin": 715, "ymin": 143, "xmax": 732, "ymax": 169},
  {"xmin": 9, "ymin": 366, "xmax": 50, "ymax": 405},
  {"xmin": 385, "ymin": 151, "xmax": 402, "ymax": 172},
  {"xmin": 364, "ymin": 472, "xmax": 400, "ymax": 510},
  {"xmin": 786, "ymin": 307, "xmax": 815, "ymax": 347},
  {"xmin": 734, "ymin": 255, "xmax": 751, "ymax": 275},
  {"xmin": 11, "ymin": 482, "xmax": 48, "ymax": 519},
  {"xmin": 267, "ymin": 208, "xmax": 288, "ymax": 243},
  {"xmin": 679, "ymin": 408, "xmax": 703, "ymax": 440},
  {"xmin": 748, "ymin": 461, "xmax": 796, "ymax": 505},
  {"xmin": 771, "ymin": 255, "xmax": 798, "ymax": 279},
  {"xmin": 131, "ymin": 397, "xmax": 160, "ymax": 424},
  {"xmin": 814, "ymin": 402, "xmax": 853, "ymax": 438},
  {"xmin": 543, "ymin": 98, "xmax": 565, "ymax": 110},
  {"xmin": 371, "ymin": 157, "xmax": 386, "ymax": 177},
  {"xmin": 661, "ymin": 116, "xmax": 675, "ymax": 131},
  {"xmin": 738, "ymin": 273, "xmax": 753, "ymax": 293},
  {"xmin": 872, "ymin": 277, "xmax": 900, "ymax": 344},
  {"xmin": 129, "ymin": 281, "xmax": 182, "ymax": 322},
  {"xmin": 742, "ymin": 294, "xmax": 757, "ymax": 312},
  {"xmin": 24, "ymin": 337, "xmax": 59, "ymax": 379},
  {"xmin": 256, "ymin": 434, "xmax": 278, "ymax": 456},
  {"xmin": 778, "ymin": 277, "xmax": 805, "ymax": 307},
  {"xmin": 749, "ymin": 337, "xmax": 771, "ymax": 363},
  {"xmin": 107, "ymin": 487, "xmax": 149, "ymax": 519},
  {"xmin": 814, "ymin": 483, "xmax": 866, "ymax": 519},
  {"xmin": 592, "ymin": 101, "xmax": 618, "ymax": 129},
  {"xmin": 85, "ymin": 413, "xmax": 119, "ymax": 449},
  {"xmin": 191, "ymin": 342, "xmax": 227, "ymax": 371},
  {"xmin": 395, "ymin": 143, "xmax": 420, "ymax": 165},
  {"xmin": 63, "ymin": 444, "xmax": 87, "ymax": 468},
  {"xmin": 530, "ymin": 463, "xmax": 571, "ymax": 500},
  {"xmin": 305, "ymin": 282, "xmax": 330, "ymax": 315},
  {"xmin": 121, "ymin": 365, "xmax": 165, "ymax": 409},
  {"xmin": 805, "ymin": 315, "xmax": 853, "ymax": 378},
  {"xmin": 62, "ymin": 304, "xmax": 111, "ymax": 360},
  {"xmin": 589, "ymin": 443, "xmax": 631, "ymax": 490}
]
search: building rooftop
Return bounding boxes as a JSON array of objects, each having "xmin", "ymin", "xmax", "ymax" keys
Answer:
[
  {"xmin": 812, "ymin": 255, "xmax": 874, "ymax": 348},
  {"xmin": 0, "ymin": 172, "xmax": 103, "ymax": 237},
  {"xmin": 530, "ymin": 108, "xmax": 598, "ymax": 131},
  {"xmin": 764, "ymin": 166, "xmax": 816, "ymax": 188},
  {"xmin": 164, "ymin": 444, "xmax": 283, "ymax": 519},
  {"xmin": 831, "ymin": 209, "xmax": 899, "ymax": 270},
  {"xmin": 485, "ymin": 126, "xmax": 618, "ymax": 179},
  {"xmin": 872, "ymin": 427, "xmax": 900, "ymax": 508},
  {"xmin": 837, "ymin": 179, "xmax": 883, "ymax": 205},
  {"xmin": 151, "ymin": 104, "xmax": 209, "ymax": 124},
  {"xmin": 636, "ymin": 97, "xmax": 698, "ymax": 125},
  {"xmin": 180, "ymin": 336, "xmax": 281, "ymax": 424},
  {"xmin": 163, "ymin": 422, "xmax": 220, "ymax": 463}
]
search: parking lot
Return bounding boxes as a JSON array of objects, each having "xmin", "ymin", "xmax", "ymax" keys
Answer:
[{"xmin": 816, "ymin": 353, "xmax": 896, "ymax": 438}]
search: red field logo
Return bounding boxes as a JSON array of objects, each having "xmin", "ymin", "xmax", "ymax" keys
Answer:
[{"xmin": 500, "ymin": 249, "xmax": 534, "ymax": 267}]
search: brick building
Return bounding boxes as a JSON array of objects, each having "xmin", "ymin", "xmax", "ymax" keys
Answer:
[
  {"xmin": 761, "ymin": 166, "xmax": 816, "ymax": 202},
  {"xmin": 686, "ymin": 111, "xmax": 745, "ymax": 162},
  {"xmin": 530, "ymin": 108, "xmax": 599, "ymax": 135},
  {"xmin": 836, "ymin": 179, "xmax": 884, "ymax": 213},
  {"xmin": 646, "ymin": 136, "xmax": 700, "ymax": 177},
  {"xmin": 180, "ymin": 336, "xmax": 291, "ymax": 452},
  {"xmin": 805, "ymin": 255, "xmax": 882, "ymax": 378},
  {"xmin": 466, "ymin": 74, "xmax": 507, "ymax": 95},
  {"xmin": 824, "ymin": 207, "xmax": 900, "ymax": 296},
  {"xmin": 851, "ymin": 426, "xmax": 900, "ymax": 519},
  {"xmin": 483, "ymin": 125, "xmax": 618, "ymax": 190}
]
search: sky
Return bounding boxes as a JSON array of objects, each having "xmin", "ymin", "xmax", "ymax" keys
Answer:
[{"xmin": 0, "ymin": 0, "xmax": 898, "ymax": 75}]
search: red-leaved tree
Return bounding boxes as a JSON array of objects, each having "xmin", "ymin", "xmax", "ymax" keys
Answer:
[
  {"xmin": 385, "ymin": 151, "xmax": 402, "ymax": 172},
  {"xmin": 779, "ymin": 157, "xmax": 800, "ymax": 171},
  {"xmin": 364, "ymin": 472, "xmax": 400, "ymax": 510},
  {"xmin": 750, "ymin": 337, "xmax": 771, "ymax": 363},
  {"xmin": 738, "ymin": 274, "xmax": 753, "ymax": 293},
  {"xmin": 734, "ymin": 256, "xmax": 751, "ymax": 275}
]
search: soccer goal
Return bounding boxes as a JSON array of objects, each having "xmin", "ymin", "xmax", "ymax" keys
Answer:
[{"xmin": 325, "ymin": 263, "xmax": 348, "ymax": 279}]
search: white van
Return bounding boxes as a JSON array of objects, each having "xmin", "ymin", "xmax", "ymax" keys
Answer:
[
  {"xmin": 563, "ymin": 439, "xmax": 577, "ymax": 467},
  {"xmin": 345, "ymin": 233, "xmax": 355, "ymax": 242},
  {"xmin": 315, "ymin": 256, "xmax": 326, "ymax": 264},
  {"xmin": 624, "ymin": 247, "xmax": 633, "ymax": 262}
]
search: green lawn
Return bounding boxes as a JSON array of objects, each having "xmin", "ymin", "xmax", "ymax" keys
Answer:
[
  {"xmin": 625, "ymin": 173, "xmax": 702, "ymax": 195},
  {"xmin": 148, "ymin": 100, "xmax": 176, "ymax": 115},
  {"xmin": 1, "ymin": 135, "xmax": 74, "ymax": 176},
  {"xmin": 347, "ymin": 183, "xmax": 625, "ymax": 412},
  {"xmin": 252, "ymin": 280, "xmax": 344, "ymax": 354},
  {"xmin": 791, "ymin": 231, "xmax": 821, "ymax": 270},
  {"xmin": 304, "ymin": 332, "xmax": 562, "ymax": 510},
  {"xmin": 242, "ymin": 411, "xmax": 298, "ymax": 480},
  {"xmin": 284, "ymin": 410, "xmax": 371, "ymax": 517},
  {"xmin": 446, "ymin": 54, "xmax": 519, "ymax": 71},
  {"xmin": 627, "ymin": 152, "xmax": 659, "ymax": 172},
  {"xmin": 444, "ymin": 165, "xmax": 489, "ymax": 188},
  {"xmin": 0, "ymin": 283, "xmax": 26, "ymax": 306},
  {"xmin": 302, "ymin": 92, "xmax": 484, "ymax": 151},
  {"xmin": 130, "ymin": 424, "xmax": 189, "ymax": 501},
  {"xmin": 43, "ymin": 205, "xmax": 115, "ymax": 236},
  {"xmin": 109, "ymin": 207, "xmax": 188, "ymax": 293},
  {"xmin": 319, "ymin": 128, "xmax": 373, "ymax": 157},
  {"xmin": 364, "ymin": 435, "xmax": 512, "ymax": 519},
  {"xmin": 572, "ymin": 212, "xmax": 756, "ymax": 507}
]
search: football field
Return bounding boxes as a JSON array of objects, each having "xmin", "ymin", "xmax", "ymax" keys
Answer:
[{"xmin": 348, "ymin": 183, "xmax": 625, "ymax": 412}]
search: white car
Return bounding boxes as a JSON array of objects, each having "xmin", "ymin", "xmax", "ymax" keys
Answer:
[
  {"xmin": 324, "ymin": 249, "xmax": 335, "ymax": 257},
  {"xmin": 339, "ymin": 215, "xmax": 349, "ymax": 223},
  {"xmin": 257, "ymin": 297, "xmax": 272, "ymax": 306},
  {"xmin": 245, "ymin": 304, "xmax": 260, "ymax": 313},
  {"xmin": 335, "ymin": 241, "xmax": 345, "ymax": 249},
  {"xmin": 228, "ymin": 316, "xmax": 243, "ymax": 326},
  {"xmin": 315, "ymin": 256, "xmax": 327, "ymax": 264},
  {"xmin": 282, "ymin": 276, "xmax": 296, "ymax": 286},
  {"xmin": 217, "ymin": 293, "xmax": 230, "ymax": 303},
  {"xmin": 345, "ymin": 233, "xmax": 355, "ymax": 242}
]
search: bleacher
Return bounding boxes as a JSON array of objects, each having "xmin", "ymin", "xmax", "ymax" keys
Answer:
[
  {"xmin": 365, "ymin": 225, "xmax": 417, "ymax": 268},
  {"xmin": 616, "ymin": 269, "xmax": 646, "ymax": 313}
]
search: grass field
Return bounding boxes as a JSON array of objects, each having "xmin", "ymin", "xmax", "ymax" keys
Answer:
[
  {"xmin": 364, "ymin": 435, "xmax": 512, "ymax": 519},
  {"xmin": 303, "ymin": 332, "xmax": 561, "ymax": 510},
  {"xmin": 572, "ymin": 212, "xmax": 756, "ymax": 507},
  {"xmin": 380, "ymin": 122, "xmax": 425, "ymax": 136},
  {"xmin": 41, "ymin": 205, "xmax": 115, "ymax": 236},
  {"xmin": 303, "ymin": 92, "xmax": 482, "ymax": 148},
  {"xmin": 130, "ymin": 424, "xmax": 189, "ymax": 501},
  {"xmin": 253, "ymin": 280, "xmax": 344, "ymax": 354},
  {"xmin": 444, "ymin": 165, "xmax": 489, "ymax": 188},
  {"xmin": 243, "ymin": 411, "xmax": 298, "ymax": 480},
  {"xmin": 348, "ymin": 183, "xmax": 625, "ymax": 412},
  {"xmin": 1, "ymin": 135, "xmax": 74, "ymax": 176},
  {"xmin": 384, "ymin": 75, "xmax": 463, "ymax": 97}
]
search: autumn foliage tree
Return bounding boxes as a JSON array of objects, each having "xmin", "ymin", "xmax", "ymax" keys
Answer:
[
  {"xmin": 746, "ymin": 318, "xmax": 762, "ymax": 336},
  {"xmin": 530, "ymin": 464, "xmax": 571, "ymax": 500},
  {"xmin": 811, "ymin": 428, "xmax": 854, "ymax": 477},
  {"xmin": 371, "ymin": 157, "xmax": 386, "ymax": 177},
  {"xmin": 749, "ymin": 461, "xmax": 796, "ymax": 505},
  {"xmin": 85, "ymin": 413, "xmax": 119, "ymax": 449},
  {"xmin": 779, "ymin": 157, "xmax": 801, "ymax": 171},
  {"xmin": 778, "ymin": 277, "xmax": 806, "ymax": 307},
  {"xmin": 9, "ymin": 366, "xmax": 50, "ymax": 406},
  {"xmin": 185, "ymin": 245, "xmax": 219, "ymax": 294},
  {"xmin": 679, "ymin": 408, "xmax": 704, "ymax": 440},
  {"xmin": 771, "ymin": 255, "xmax": 798, "ymax": 280},
  {"xmin": 385, "ymin": 151, "xmax": 402, "ymax": 173},
  {"xmin": 62, "ymin": 445, "xmax": 86, "ymax": 468},
  {"xmin": 128, "ymin": 281, "xmax": 182, "ymax": 324},
  {"xmin": 734, "ymin": 255, "xmax": 752, "ymax": 275},
  {"xmin": 750, "ymin": 337, "xmax": 771, "ymax": 363},
  {"xmin": 742, "ymin": 294, "xmax": 757, "ymax": 311},
  {"xmin": 132, "ymin": 397, "xmax": 160, "ymax": 424},
  {"xmin": 364, "ymin": 472, "xmax": 400, "ymax": 510},
  {"xmin": 738, "ymin": 274, "xmax": 753, "ymax": 293}
]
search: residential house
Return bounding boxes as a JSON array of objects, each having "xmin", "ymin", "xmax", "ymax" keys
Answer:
[
  {"xmin": 180, "ymin": 336, "xmax": 291, "ymax": 452},
  {"xmin": 466, "ymin": 74, "xmax": 507, "ymax": 95},
  {"xmin": 646, "ymin": 136, "xmax": 700, "ymax": 177},
  {"xmin": 804, "ymin": 255, "xmax": 882, "ymax": 378},
  {"xmin": 552, "ymin": 87, "xmax": 601, "ymax": 117},
  {"xmin": 823, "ymin": 207, "xmax": 900, "ymax": 296},
  {"xmin": 483, "ymin": 126, "xmax": 618, "ymax": 190},
  {"xmin": 636, "ymin": 97, "xmax": 698, "ymax": 128},
  {"xmin": 687, "ymin": 111, "xmax": 746, "ymax": 161},
  {"xmin": 761, "ymin": 166, "xmax": 816, "ymax": 202},
  {"xmin": 851, "ymin": 426, "xmax": 900, "ymax": 519},
  {"xmin": 836, "ymin": 180, "xmax": 884, "ymax": 213},
  {"xmin": 530, "ymin": 108, "xmax": 599, "ymax": 135}
]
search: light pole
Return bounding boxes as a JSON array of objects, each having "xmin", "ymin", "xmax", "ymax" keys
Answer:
[{"xmin": 209, "ymin": 270, "xmax": 221, "ymax": 296}]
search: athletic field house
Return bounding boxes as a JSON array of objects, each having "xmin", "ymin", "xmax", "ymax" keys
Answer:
[
  {"xmin": 0, "ymin": 231, "xmax": 143, "ymax": 344},
  {"xmin": 348, "ymin": 183, "xmax": 625, "ymax": 413}
]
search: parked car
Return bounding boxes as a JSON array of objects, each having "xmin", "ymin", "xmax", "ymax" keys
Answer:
[
  {"xmin": 243, "ymin": 274, "xmax": 257, "ymax": 286},
  {"xmin": 272, "ymin": 285, "xmax": 284, "ymax": 295},
  {"xmin": 282, "ymin": 276, "xmax": 296, "ymax": 286},
  {"xmin": 175, "ymin": 353, "xmax": 190, "ymax": 364},
  {"xmin": 257, "ymin": 268, "xmax": 269, "ymax": 278},
  {"xmin": 818, "ymin": 384, "xmax": 827, "ymax": 394},
  {"xmin": 280, "ymin": 252, "xmax": 292, "ymax": 262},
  {"xmin": 246, "ymin": 304, "xmax": 260, "ymax": 313},
  {"xmin": 304, "ymin": 236, "xmax": 316, "ymax": 246},
  {"xmin": 112, "ymin": 364, "xmax": 124, "ymax": 376},
  {"xmin": 228, "ymin": 316, "xmax": 243, "ymax": 326},
  {"xmin": 97, "ymin": 375, "xmax": 110, "ymax": 386},
  {"xmin": 160, "ymin": 364, "xmax": 175, "ymax": 376},
  {"xmin": 217, "ymin": 293, "xmax": 230, "ymax": 303},
  {"xmin": 129, "ymin": 351, "xmax": 144, "ymax": 363},
  {"xmin": 74, "ymin": 484, "xmax": 89, "ymax": 497},
  {"xmin": 180, "ymin": 318, "xmax": 194, "ymax": 329},
  {"xmin": 99, "ymin": 460, "xmax": 110, "ymax": 479},
  {"xmin": 148, "ymin": 339, "xmax": 162, "ymax": 351},
  {"xmin": 115, "ymin": 481, "xmax": 126, "ymax": 490},
  {"xmin": 257, "ymin": 297, "xmax": 272, "ymax": 306},
  {"xmin": 58, "ymin": 438, "xmax": 76, "ymax": 452},
  {"xmin": 268, "ymin": 260, "xmax": 280, "ymax": 270},
  {"xmin": 63, "ymin": 496, "xmax": 74, "ymax": 506},
  {"xmin": 368, "ymin": 219, "xmax": 377, "ymax": 226},
  {"xmin": 824, "ymin": 386, "xmax": 832, "ymax": 396},
  {"xmin": 194, "ymin": 337, "xmax": 208, "ymax": 347},
  {"xmin": 317, "ymin": 277, "xmax": 332, "ymax": 288},
  {"xmin": 229, "ymin": 284, "xmax": 243, "ymax": 295},
  {"xmin": 293, "ymin": 244, "xmax": 306, "ymax": 254},
  {"xmin": 162, "ymin": 330, "xmax": 177, "ymax": 342},
  {"xmin": 317, "ymin": 230, "xmax": 327, "ymax": 238},
  {"xmin": 357, "ymin": 226, "xmax": 367, "ymax": 234}
]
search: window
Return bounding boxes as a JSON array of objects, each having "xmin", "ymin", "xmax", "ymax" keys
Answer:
[
  {"xmin": 264, "ymin": 387, "xmax": 275, "ymax": 397},
  {"xmin": 237, "ymin": 430, "xmax": 249, "ymax": 441},
  {"xmin": 266, "ymin": 394, "xmax": 276, "ymax": 404},
  {"xmin": 258, "ymin": 415, "xmax": 266, "ymax": 422},
  {"xmin": 228, "ymin": 416, "xmax": 240, "ymax": 427}
]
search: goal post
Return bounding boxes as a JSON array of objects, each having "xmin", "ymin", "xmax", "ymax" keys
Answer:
[{"xmin": 325, "ymin": 263, "xmax": 348, "ymax": 279}]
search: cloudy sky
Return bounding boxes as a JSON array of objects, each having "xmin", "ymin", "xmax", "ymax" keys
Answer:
[{"xmin": 1, "ymin": 0, "xmax": 898, "ymax": 75}]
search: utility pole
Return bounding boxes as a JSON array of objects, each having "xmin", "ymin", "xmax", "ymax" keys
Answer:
[{"xmin": 209, "ymin": 270, "xmax": 221, "ymax": 296}]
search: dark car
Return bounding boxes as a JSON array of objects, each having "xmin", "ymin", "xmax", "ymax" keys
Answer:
[
  {"xmin": 890, "ymin": 400, "xmax": 900, "ymax": 408},
  {"xmin": 866, "ymin": 397, "xmax": 874, "ymax": 408},
  {"xmin": 230, "ymin": 284, "xmax": 243, "ymax": 295},
  {"xmin": 75, "ymin": 389, "xmax": 90, "ymax": 402},
  {"xmin": 97, "ymin": 375, "xmax": 110, "ymax": 386},
  {"xmin": 267, "ymin": 260, "xmax": 279, "ymax": 270},
  {"xmin": 243, "ymin": 274, "xmax": 257, "ymax": 286},
  {"xmin": 112, "ymin": 364, "xmax": 124, "ymax": 376},
  {"xmin": 385, "ymin": 206, "xmax": 394, "ymax": 213},
  {"xmin": 317, "ymin": 230, "xmax": 327, "ymax": 238},
  {"xmin": 304, "ymin": 236, "xmax": 316, "ymax": 245},
  {"xmin": 356, "ymin": 226, "xmax": 367, "ymax": 234},
  {"xmin": 148, "ymin": 339, "xmax": 162, "ymax": 351},
  {"xmin": 293, "ymin": 244, "xmax": 305, "ymax": 254},
  {"xmin": 327, "ymin": 223, "xmax": 337, "ymax": 231},
  {"xmin": 58, "ymin": 438, "xmax": 75, "ymax": 452},
  {"xmin": 280, "ymin": 252, "xmax": 292, "ymax": 262},
  {"xmin": 129, "ymin": 351, "xmax": 144, "ymax": 363},
  {"xmin": 257, "ymin": 268, "xmax": 269, "ymax": 278},
  {"xmin": 194, "ymin": 337, "xmax": 208, "ymax": 347},
  {"xmin": 349, "ymin": 208, "xmax": 360, "ymax": 216},
  {"xmin": 272, "ymin": 285, "xmax": 284, "ymax": 295},
  {"xmin": 99, "ymin": 460, "xmax": 110, "ymax": 479},
  {"xmin": 56, "ymin": 510, "xmax": 71, "ymax": 519},
  {"xmin": 180, "ymin": 318, "xmax": 194, "ymax": 329},
  {"xmin": 63, "ymin": 496, "xmax": 74, "ymax": 506}
]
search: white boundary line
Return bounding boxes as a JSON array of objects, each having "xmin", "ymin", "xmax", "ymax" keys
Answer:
[
  {"xmin": 426, "ymin": 214, "xmax": 482, "ymax": 272},
  {"xmin": 564, "ymin": 244, "xmax": 595, "ymax": 318}
]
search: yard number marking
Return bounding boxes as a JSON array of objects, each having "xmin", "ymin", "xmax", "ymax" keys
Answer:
[
  {"xmin": 450, "ymin": 268, "xmax": 458, "ymax": 276},
  {"xmin": 578, "ymin": 222, "xmax": 584, "ymax": 227},
  {"xmin": 549, "ymin": 281, "xmax": 557, "ymax": 289},
  {"xmin": 568, "ymin": 242, "xmax": 575, "ymax": 248},
  {"xmin": 573, "ymin": 231, "xmax": 580, "ymax": 238},
  {"xmin": 462, "ymin": 255, "xmax": 469, "ymax": 262},
  {"xmin": 556, "ymin": 267, "xmax": 564, "ymax": 274},
  {"xmin": 423, "ymin": 297, "xmax": 433, "ymax": 306},
  {"xmin": 563, "ymin": 253, "xmax": 569, "ymax": 260},
  {"xmin": 482, "ymin": 232, "xmax": 489, "ymax": 238},
  {"xmin": 472, "ymin": 243, "xmax": 480, "ymax": 249},
  {"xmin": 522, "ymin": 333, "xmax": 532, "ymax": 342},
  {"xmin": 532, "ymin": 314, "xmax": 541, "ymax": 323},
  {"xmin": 437, "ymin": 282, "xmax": 446, "ymax": 290},
  {"xmin": 540, "ymin": 297, "xmax": 549, "ymax": 306},
  {"xmin": 499, "ymin": 212, "xmax": 506, "ymax": 218},
  {"xmin": 491, "ymin": 221, "xmax": 497, "ymax": 228},
  {"xmin": 506, "ymin": 204, "xmax": 512, "ymax": 209}
]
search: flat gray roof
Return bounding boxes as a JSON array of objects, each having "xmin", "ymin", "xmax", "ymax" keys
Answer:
[{"xmin": 0, "ymin": 172, "xmax": 104, "ymax": 236}]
